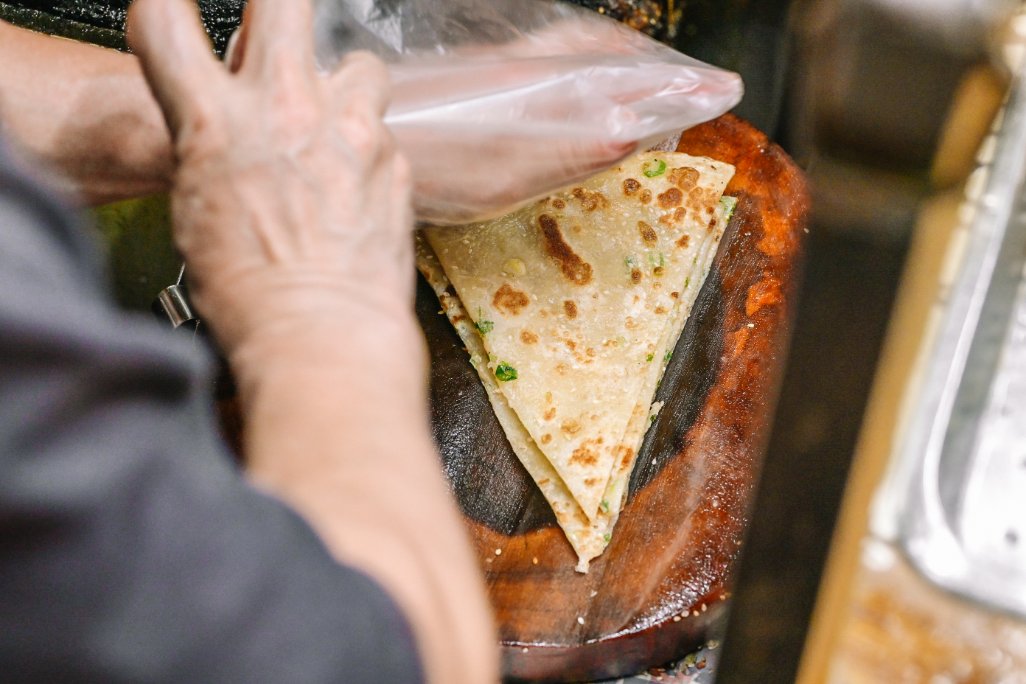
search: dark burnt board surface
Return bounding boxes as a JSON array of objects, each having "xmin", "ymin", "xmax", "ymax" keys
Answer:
[
  {"xmin": 418, "ymin": 114, "xmax": 808, "ymax": 683},
  {"xmin": 0, "ymin": 0, "xmax": 243, "ymax": 51}
]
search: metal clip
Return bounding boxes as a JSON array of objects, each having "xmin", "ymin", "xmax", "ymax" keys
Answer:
[{"xmin": 153, "ymin": 265, "xmax": 200, "ymax": 332}]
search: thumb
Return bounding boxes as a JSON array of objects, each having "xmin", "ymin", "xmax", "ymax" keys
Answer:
[{"xmin": 127, "ymin": 0, "xmax": 225, "ymax": 136}]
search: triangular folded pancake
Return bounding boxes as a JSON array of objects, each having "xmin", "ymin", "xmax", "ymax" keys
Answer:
[{"xmin": 419, "ymin": 151, "xmax": 733, "ymax": 569}]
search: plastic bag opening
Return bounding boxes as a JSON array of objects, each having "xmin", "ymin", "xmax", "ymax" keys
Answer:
[{"xmin": 313, "ymin": 0, "xmax": 743, "ymax": 224}]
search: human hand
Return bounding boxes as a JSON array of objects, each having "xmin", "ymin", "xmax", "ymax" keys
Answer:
[
  {"xmin": 128, "ymin": 7, "xmax": 498, "ymax": 681},
  {"xmin": 384, "ymin": 13, "xmax": 645, "ymax": 224},
  {"xmin": 127, "ymin": 0, "xmax": 414, "ymax": 356},
  {"xmin": 378, "ymin": 11, "xmax": 736, "ymax": 223}
]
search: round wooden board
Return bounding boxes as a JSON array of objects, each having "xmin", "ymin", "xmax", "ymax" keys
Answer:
[{"xmin": 417, "ymin": 114, "xmax": 809, "ymax": 682}]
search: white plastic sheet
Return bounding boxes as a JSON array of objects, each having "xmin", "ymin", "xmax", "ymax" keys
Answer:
[{"xmin": 313, "ymin": 0, "xmax": 744, "ymax": 223}]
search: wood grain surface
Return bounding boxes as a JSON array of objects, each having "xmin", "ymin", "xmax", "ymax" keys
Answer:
[{"xmin": 418, "ymin": 114, "xmax": 809, "ymax": 682}]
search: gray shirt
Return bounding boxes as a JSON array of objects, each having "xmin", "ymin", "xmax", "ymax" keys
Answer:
[{"xmin": 0, "ymin": 143, "xmax": 423, "ymax": 683}]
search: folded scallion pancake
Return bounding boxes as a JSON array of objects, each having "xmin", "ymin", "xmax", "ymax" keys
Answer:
[{"xmin": 418, "ymin": 151, "xmax": 734, "ymax": 569}]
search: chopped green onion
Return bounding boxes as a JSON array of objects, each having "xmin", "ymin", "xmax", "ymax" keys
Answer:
[
  {"xmin": 664, "ymin": 350, "xmax": 673, "ymax": 363},
  {"xmin": 603, "ymin": 533, "xmax": 612, "ymax": 543},
  {"xmin": 475, "ymin": 319, "xmax": 494, "ymax": 335},
  {"xmin": 646, "ymin": 353, "xmax": 654, "ymax": 363},
  {"xmin": 643, "ymin": 159, "xmax": 667, "ymax": 178},
  {"xmin": 600, "ymin": 500, "xmax": 610, "ymax": 513},
  {"xmin": 720, "ymin": 195, "xmax": 738, "ymax": 222},
  {"xmin": 495, "ymin": 362, "xmax": 518, "ymax": 382}
]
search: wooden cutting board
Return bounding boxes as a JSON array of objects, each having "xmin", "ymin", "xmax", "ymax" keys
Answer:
[{"xmin": 417, "ymin": 114, "xmax": 809, "ymax": 682}]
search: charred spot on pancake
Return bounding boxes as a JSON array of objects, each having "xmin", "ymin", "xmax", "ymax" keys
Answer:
[
  {"xmin": 653, "ymin": 266, "xmax": 665, "ymax": 277},
  {"xmin": 539, "ymin": 214, "xmax": 593, "ymax": 286},
  {"xmin": 639, "ymin": 189, "xmax": 652, "ymax": 204},
  {"xmin": 552, "ymin": 198, "xmax": 566, "ymax": 210},
  {"xmin": 676, "ymin": 234, "xmax": 691, "ymax": 249},
  {"xmin": 630, "ymin": 268, "xmax": 643, "ymax": 284},
  {"xmin": 564, "ymin": 300, "xmax": 579, "ymax": 319},
  {"xmin": 668, "ymin": 166, "xmax": 699, "ymax": 190},
  {"xmin": 584, "ymin": 478, "xmax": 599, "ymax": 488},
  {"xmin": 493, "ymin": 283, "xmax": 530, "ymax": 315},
  {"xmin": 671, "ymin": 291, "xmax": 680, "ymax": 299},
  {"xmin": 541, "ymin": 434, "xmax": 553, "ymax": 445},
  {"xmin": 586, "ymin": 347, "xmax": 596, "ymax": 357},
  {"xmin": 570, "ymin": 444, "xmax": 598, "ymax": 466},
  {"xmin": 657, "ymin": 187, "xmax": 684, "ymax": 209},
  {"xmin": 687, "ymin": 187, "xmax": 717, "ymax": 215},
  {"xmin": 545, "ymin": 392, "xmax": 553, "ymax": 403},
  {"xmin": 637, "ymin": 220, "xmax": 658, "ymax": 244},
  {"xmin": 673, "ymin": 207, "xmax": 687, "ymax": 223},
  {"xmin": 571, "ymin": 187, "xmax": 609, "ymax": 212},
  {"xmin": 708, "ymin": 217, "xmax": 718, "ymax": 233},
  {"xmin": 655, "ymin": 305, "xmax": 667, "ymax": 315},
  {"xmin": 555, "ymin": 362, "xmax": 569, "ymax": 375},
  {"xmin": 625, "ymin": 316, "xmax": 637, "ymax": 330},
  {"xmin": 564, "ymin": 339, "xmax": 577, "ymax": 351},
  {"xmin": 544, "ymin": 407, "xmax": 557, "ymax": 421},
  {"xmin": 561, "ymin": 419, "xmax": 582, "ymax": 436},
  {"xmin": 617, "ymin": 445, "xmax": 635, "ymax": 468},
  {"xmin": 520, "ymin": 330, "xmax": 539, "ymax": 345},
  {"xmin": 622, "ymin": 178, "xmax": 641, "ymax": 196}
]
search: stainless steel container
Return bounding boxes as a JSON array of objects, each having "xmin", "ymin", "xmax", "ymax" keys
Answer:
[{"xmin": 875, "ymin": 60, "xmax": 1026, "ymax": 619}]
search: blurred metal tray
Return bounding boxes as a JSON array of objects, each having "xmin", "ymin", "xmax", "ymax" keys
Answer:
[{"xmin": 883, "ymin": 66, "xmax": 1026, "ymax": 618}]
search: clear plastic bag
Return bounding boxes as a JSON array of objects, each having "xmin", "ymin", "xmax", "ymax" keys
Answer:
[{"xmin": 313, "ymin": 0, "xmax": 744, "ymax": 224}]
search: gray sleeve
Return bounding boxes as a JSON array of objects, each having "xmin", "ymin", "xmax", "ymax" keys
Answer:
[{"xmin": 0, "ymin": 147, "xmax": 424, "ymax": 683}]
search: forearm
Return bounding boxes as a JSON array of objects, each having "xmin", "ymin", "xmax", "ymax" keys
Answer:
[
  {"xmin": 0, "ymin": 21, "xmax": 172, "ymax": 204},
  {"xmin": 233, "ymin": 315, "xmax": 498, "ymax": 684}
]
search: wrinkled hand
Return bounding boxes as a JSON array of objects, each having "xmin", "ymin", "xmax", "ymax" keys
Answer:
[{"xmin": 127, "ymin": 0, "xmax": 414, "ymax": 354}]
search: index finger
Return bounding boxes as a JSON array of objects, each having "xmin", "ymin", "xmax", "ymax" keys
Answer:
[
  {"xmin": 127, "ymin": 0, "xmax": 226, "ymax": 136},
  {"xmin": 236, "ymin": 0, "xmax": 317, "ymax": 79}
]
